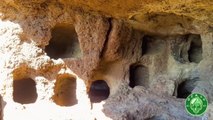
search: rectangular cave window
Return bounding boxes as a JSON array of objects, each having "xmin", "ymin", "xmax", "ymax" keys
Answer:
[
  {"xmin": 141, "ymin": 36, "xmax": 149, "ymax": 56},
  {"xmin": 188, "ymin": 34, "xmax": 202, "ymax": 63},
  {"xmin": 141, "ymin": 35, "xmax": 165, "ymax": 56},
  {"xmin": 45, "ymin": 23, "xmax": 82, "ymax": 59},
  {"xmin": 129, "ymin": 64, "xmax": 149, "ymax": 88},
  {"xmin": 52, "ymin": 76, "xmax": 77, "ymax": 106},
  {"xmin": 13, "ymin": 78, "xmax": 38, "ymax": 104},
  {"xmin": 88, "ymin": 80, "xmax": 110, "ymax": 103},
  {"xmin": 170, "ymin": 34, "xmax": 202, "ymax": 63}
]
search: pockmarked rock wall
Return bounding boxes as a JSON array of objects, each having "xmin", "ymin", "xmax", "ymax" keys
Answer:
[{"xmin": 0, "ymin": 0, "xmax": 213, "ymax": 120}]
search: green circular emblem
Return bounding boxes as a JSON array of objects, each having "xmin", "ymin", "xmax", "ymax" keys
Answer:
[{"xmin": 185, "ymin": 93, "xmax": 208, "ymax": 116}]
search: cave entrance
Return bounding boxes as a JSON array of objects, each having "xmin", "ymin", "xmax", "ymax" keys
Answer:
[
  {"xmin": 129, "ymin": 65, "xmax": 149, "ymax": 88},
  {"xmin": 142, "ymin": 35, "xmax": 165, "ymax": 56},
  {"xmin": 177, "ymin": 78, "xmax": 198, "ymax": 98},
  {"xmin": 89, "ymin": 80, "xmax": 110, "ymax": 103},
  {"xmin": 52, "ymin": 76, "xmax": 77, "ymax": 106},
  {"xmin": 13, "ymin": 78, "xmax": 37, "ymax": 104},
  {"xmin": 188, "ymin": 34, "xmax": 202, "ymax": 63},
  {"xmin": 45, "ymin": 23, "xmax": 82, "ymax": 59}
]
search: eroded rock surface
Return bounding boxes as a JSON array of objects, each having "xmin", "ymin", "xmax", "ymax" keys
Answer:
[{"xmin": 0, "ymin": 0, "xmax": 212, "ymax": 120}]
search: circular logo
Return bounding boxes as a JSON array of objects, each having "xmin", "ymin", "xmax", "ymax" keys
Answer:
[{"xmin": 185, "ymin": 93, "xmax": 208, "ymax": 116}]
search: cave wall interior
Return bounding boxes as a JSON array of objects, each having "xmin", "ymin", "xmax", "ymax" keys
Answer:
[{"xmin": 0, "ymin": 0, "xmax": 213, "ymax": 120}]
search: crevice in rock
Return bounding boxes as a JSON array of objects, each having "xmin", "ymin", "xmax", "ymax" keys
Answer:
[
  {"xmin": 188, "ymin": 34, "xmax": 202, "ymax": 63},
  {"xmin": 89, "ymin": 80, "xmax": 110, "ymax": 103},
  {"xmin": 177, "ymin": 78, "xmax": 199, "ymax": 98},
  {"xmin": 13, "ymin": 78, "xmax": 37, "ymax": 104},
  {"xmin": 129, "ymin": 64, "xmax": 149, "ymax": 88},
  {"xmin": 45, "ymin": 23, "xmax": 82, "ymax": 59},
  {"xmin": 52, "ymin": 76, "xmax": 77, "ymax": 106},
  {"xmin": 100, "ymin": 18, "xmax": 112, "ymax": 58}
]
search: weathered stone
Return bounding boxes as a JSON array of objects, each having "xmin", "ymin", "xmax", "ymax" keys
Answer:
[{"xmin": 0, "ymin": 0, "xmax": 212, "ymax": 120}]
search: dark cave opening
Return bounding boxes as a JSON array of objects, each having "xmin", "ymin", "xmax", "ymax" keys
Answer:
[
  {"xmin": 142, "ymin": 35, "xmax": 165, "ymax": 55},
  {"xmin": 45, "ymin": 23, "xmax": 82, "ymax": 59},
  {"xmin": 129, "ymin": 65, "xmax": 149, "ymax": 88},
  {"xmin": 142, "ymin": 36, "xmax": 149, "ymax": 56},
  {"xmin": 188, "ymin": 34, "xmax": 202, "ymax": 63},
  {"xmin": 52, "ymin": 76, "xmax": 77, "ymax": 106},
  {"xmin": 89, "ymin": 80, "xmax": 110, "ymax": 103},
  {"xmin": 13, "ymin": 78, "xmax": 38, "ymax": 104},
  {"xmin": 177, "ymin": 78, "xmax": 198, "ymax": 98}
]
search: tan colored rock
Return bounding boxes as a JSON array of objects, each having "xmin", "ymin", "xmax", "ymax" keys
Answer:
[{"xmin": 0, "ymin": 0, "xmax": 212, "ymax": 120}]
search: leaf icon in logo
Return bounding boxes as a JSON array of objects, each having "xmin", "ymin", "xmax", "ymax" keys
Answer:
[{"xmin": 190, "ymin": 97, "xmax": 203, "ymax": 114}]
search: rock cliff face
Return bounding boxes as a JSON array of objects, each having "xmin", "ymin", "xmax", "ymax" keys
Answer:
[{"xmin": 0, "ymin": 0, "xmax": 212, "ymax": 120}]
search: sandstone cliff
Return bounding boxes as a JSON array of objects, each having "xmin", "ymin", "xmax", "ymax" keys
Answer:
[{"xmin": 0, "ymin": 0, "xmax": 212, "ymax": 120}]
